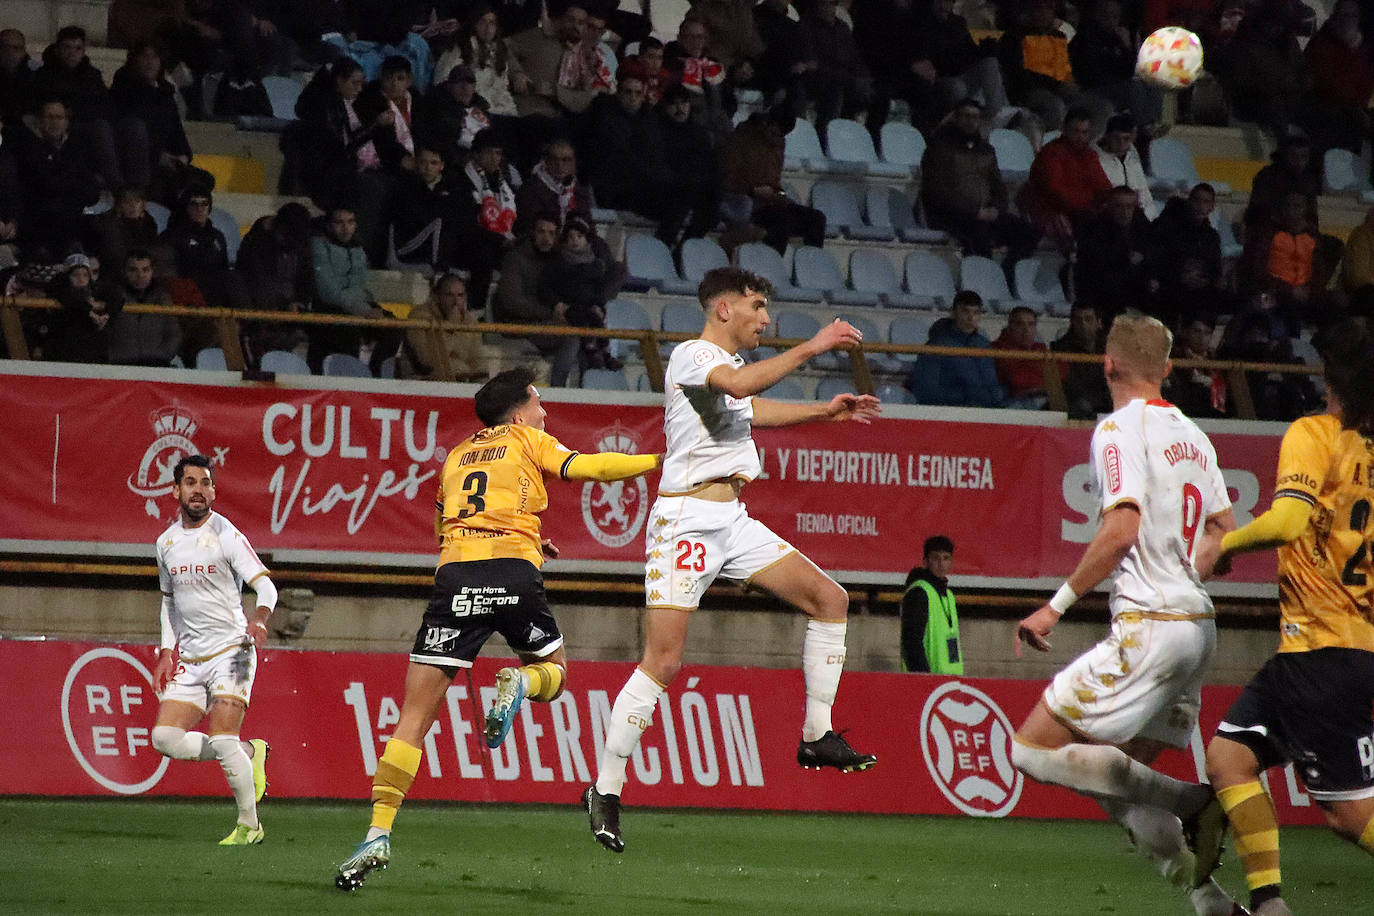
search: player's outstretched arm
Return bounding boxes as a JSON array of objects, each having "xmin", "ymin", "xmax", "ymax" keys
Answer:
[
  {"xmin": 1218, "ymin": 496, "xmax": 1312, "ymax": 559},
  {"xmin": 752, "ymin": 392, "xmax": 881, "ymax": 428},
  {"xmin": 563, "ymin": 451, "xmax": 663, "ymax": 482},
  {"xmin": 1193, "ymin": 508, "xmax": 1237, "ymax": 580},
  {"xmin": 1016, "ymin": 504, "xmax": 1139, "ymax": 654},
  {"xmin": 707, "ymin": 319, "xmax": 864, "ymax": 399}
]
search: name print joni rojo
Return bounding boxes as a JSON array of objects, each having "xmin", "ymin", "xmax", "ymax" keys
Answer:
[{"xmin": 261, "ymin": 403, "xmax": 441, "ymax": 534}]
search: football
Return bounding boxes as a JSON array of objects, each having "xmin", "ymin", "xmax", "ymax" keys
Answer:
[{"xmin": 1135, "ymin": 26, "xmax": 1204, "ymax": 89}]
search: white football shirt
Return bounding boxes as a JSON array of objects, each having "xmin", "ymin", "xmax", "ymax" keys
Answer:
[
  {"xmin": 1091, "ymin": 398, "xmax": 1231, "ymax": 618},
  {"xmin": 660, "ymin": 339, "xmax": 761, "ymax": 492},
  {"xmin": 156, "ymin": 511, "xmax": 269, "ymax": 659}
]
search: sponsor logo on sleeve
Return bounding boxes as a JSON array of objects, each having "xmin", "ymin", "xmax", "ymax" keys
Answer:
[{"xmin": 1103, "ymin": 444, "xmax": 1122, "ymax": 494}]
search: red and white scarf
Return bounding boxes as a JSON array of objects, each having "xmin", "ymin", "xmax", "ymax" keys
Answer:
[{"xmin": 465, "ymin": 160, "xmax": 517, "ymax": 238}]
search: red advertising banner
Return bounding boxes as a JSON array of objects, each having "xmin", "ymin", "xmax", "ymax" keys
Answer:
[
  {"xmin": 0, "ymin": 370, "xmax": 1285, "ymax": 588},
  {"xmin": 0, "ymin": 639, "xmax": 1325, "ymax": 825}
]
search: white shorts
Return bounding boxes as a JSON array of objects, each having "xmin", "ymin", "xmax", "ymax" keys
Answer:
[
  {"xmin": 1043, "ymin": 615, "xmax": 1216, "ymax": 748},
  {"xmin": 161, "ymin": 642, "xmax": 257, "ymax": 712},
  {"xmin": 644, "ymin": 496, "xmax": 795, "ymax": 610}
]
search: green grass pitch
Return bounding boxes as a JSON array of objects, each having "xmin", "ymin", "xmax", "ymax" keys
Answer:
[{"xmin": 0, "ymin": 798, "xmax": 1367, "ymax": 914}]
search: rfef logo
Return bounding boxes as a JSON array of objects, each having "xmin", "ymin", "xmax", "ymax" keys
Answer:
[
  {"xmin": 919, "ymin": 681, "xmax": 1022, "ymax": 817},
  {"xmin": 61, "ymin": 648, "xmax": 169, "ymax": 794},
  {"xmin": 582, "ymin": 424, "xmax": 649, "ymax": 549}
]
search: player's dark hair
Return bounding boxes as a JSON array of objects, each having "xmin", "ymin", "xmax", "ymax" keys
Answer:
[
  {"xmin": 1314, "ymin": 318, "xmax": 1374, "ymax": 436},
  {"xmin": 697, "ymin": 267, "xmax": 775, "ymax": 309},
  {"xmin": 475, "ymin": 367, "xmax": 538, "ymax": 427},
  {"xmin": 924, "ymin": 535, "xmax": 954, "ymax": 557},
  {"xmin": 173, "ymin": 454, "xmax": 213, "ymax": 484}
]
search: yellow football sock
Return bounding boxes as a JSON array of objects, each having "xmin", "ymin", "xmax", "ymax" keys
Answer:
[
  {"xmin": 370, "ymin": 738, "xmax": 422, "ymax": 833},
  {"xmin": 1218, "ymin": 781, "xmax": 1281, "ymax": 892},
  {"xmin": 1358, "ymin": 814, "xmax": 1374, "ymax": 856},
  {"xmin": 524, "ymin": 661, "xmax": 565, "ymax": 701}
]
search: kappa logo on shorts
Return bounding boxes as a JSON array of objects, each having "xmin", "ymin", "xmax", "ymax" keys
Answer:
[
  {"xmin": 126, "ymin": 406, "xmax": 226, "ymax": 520},
  {"xmin": 919, "ymin": 682, "xmax": 1023, "ymax": 818},
  {"xmin": 582, "ymin": 425, "xmax": 650, "ymax": 549}
]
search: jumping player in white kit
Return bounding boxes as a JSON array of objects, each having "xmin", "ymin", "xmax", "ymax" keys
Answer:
[
  {"xmin": 1011, "ymin": 314, "xmax": 1246, "ymax": 916},
  {"xmin": 584, "ymin": 266, "xmax": 882, "ymax": 853},
  {"xmin": 151, "ymin": 454, "xmax": 274, "ymax": 845}
]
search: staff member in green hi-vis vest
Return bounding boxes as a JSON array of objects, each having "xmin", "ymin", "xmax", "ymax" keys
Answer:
[{"xmin": 900, "ymin": 536, "xmax": 961, "ymax": 674}]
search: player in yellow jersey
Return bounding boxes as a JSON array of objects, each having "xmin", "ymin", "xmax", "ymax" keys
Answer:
[
  {"xmin": 336, "ymin": 367, "xmax": 661, "ymax": 891},
  {"xmin": 1203, "ymin": 320, "xmax": 1374, "ymax": 916}
]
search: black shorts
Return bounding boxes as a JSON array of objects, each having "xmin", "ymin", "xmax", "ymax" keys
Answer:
[
  {"xmin": 408, "ymin": 558, "xmax": 563, "ymax": 668},
  {"xmin": 1216, "ymin": 648, "xmax": 1374, "ymax": 801}
]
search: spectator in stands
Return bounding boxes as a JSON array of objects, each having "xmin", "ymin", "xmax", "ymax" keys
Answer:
[
  {"xmin": 1094, "ymin": 113, "xmax": 1152, "ymax": 210},
  {"xmin": 799, "ymin": 0, "xmax": 872, "ymax": 137},
  {"xmin": 389, "ymin": 145, "xmax": 464, "ymax": 271},
  {"xmin": 516, "ymin": 139, "xmax": 592, "ymax": 233},
  {"xmin": 109, "ymin": 43, "xmax": 205, "ymax": 205},
  {"xmin": 47, "ymin": 252, "xmax": 123, "ymax": 363},
  {"xmin": 158, "ymin": 185, "xmax": 237, "ymax": 309},
  {"xmin": 1075, "ymin": 186, "xmax": 1152, "ymax": 318},
  {"xmin": 492, "ymin": 212, "xmax": 578, "ymax": 385},
  {"xmin": 1241, "ymin": 190, "xmax": 1343, "ymax": 334},
  {"xmin": 399, "ymin": 271, "xmax": 486, "ymax": 380},
  {"xmin": 15, "ymin": 99, "xmax": 101, "ymax": 262},
  {"xmin": 1343, "ymin": 206, "xmax": 1374, "ymax": 317},
  {"xmin": 425, "ymin": 64, "xmax": 492, "ymax": 161},
  {"xmin": 651, "ymin": 84, "xmax": 722, "ymax": 245},
  {"xmin": 311, "ymin": 203, "xmax": 396, "ymax": 371},
  {"xmin": 1213, "ymin": 0, "xmax": 1309, "ymax": 140},
  {"xmin": 692, "ymin": 0, "xmax": 764, "ymax": 75},
  {"xmin": 628, "ymin": 37, "xmax": 669, "ymax": 106},
  {"xmin": 444, "ymin": 8, "xmax": 525, "ymax": 122},
  {"xmin": 0, "ymin": 146, "xmax": 17, "ymax": 267},
  {"xmin": 998, "ymin": 0, "xmax": 1110, "ymax": 132},
  {"xmin": 991, "ymin": 305, "xmax": 1049, "ymax": 409},
  {"xmin": 720, "ymin": 106, "xmax": 825, "ymax": 254},
  {"xmin": 455, "ymin": 128, "xmax": 517, "ymax": 308},
  {"xmin": 538, "ymin": 214, "xmax": 623, "ymax": 371},
  {"xmin": 1069, "ymin": 0, "xmax": 1163, "ymax": 131},
  {"xmin": 33, "ymin": 26, "xmax": 122, "ymax": 189},
  {"xmin": 108, "ymin": 247, "xmax": 182, "ymax": 367},
  {"xmin": 1218, "ymin": 282, "xmax": 1311, "ymax": 420},
  {"xmin": 921, "ymin": 98, "xmax": 1039, "ymax": 281},
  {"xmin": 1016, "ymin": 107, "xmax": 1110, "ymax": 251},
  {"xmin": 84, "ymin": 185, "xmax": 159, "ymax": 275},
  {"xmin": 353, "ymin": 55, "xmax": 429, "ymax": 263},
  {"xmin": 509, "ymin": 1, "xmax": 597, "ymax": 117},
  {"xmin": 1053, "ymin": 302, "xmax": 1112, "ymax": 419},
  {"xmin": 238, "ymin": 201, "xmax": 312, "ymax": 312},
  {"xmin": 290, "ymin": 58, "xmax": 387, "ymax": 205},
  {"xmin": 907, "ymin": 290, "xmax": 1005, "ymax": 407},
  {"xmin": 1163, "ymin": 315, "xmax": 1228, "ymax": 419},
  {"xmin": 1243, "ymin": 133, "xmax": 1319, "ymax": 231},
  {"xmin": 662, "ymin": 15, "xmax": 735, "ymax": 149},
  {"xmin": 1147, "ymin": 183, "xmax": 1224, "ymax": 326},
  {"xmin": 1304, "ymin": 0, "xmax": 1373, "ymax": 156},
  {"xmin": 0, "ymin": 28, "xmax": 36, "ymax": 131},
  {"xmin": 753, "ymin": 0, "xmax": 817, "ymax": 118},
  {"xmin": 493, "ymin": 0, "xmax": 545, "ymax": 36},
  {"xmin": 172, "ymin": 0, "xmax": 292, "ymax": 115},
  {"xmin": 574, "ymin": 4, "xmax": 620, "ymax": 97}
]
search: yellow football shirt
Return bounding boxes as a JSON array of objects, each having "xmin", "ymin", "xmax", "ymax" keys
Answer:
[
  {"xmin": 435, "ymin": 424, "xmax": 578, "ymax": 569},
  {"xmin": 1272, "ymin": 414, "xmax": 1374, "ymax": 653}
]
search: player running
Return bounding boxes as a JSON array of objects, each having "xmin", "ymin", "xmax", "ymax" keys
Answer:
[
  {"xmin": 584, "ymin": 267, "xmax": 881, "ymax": 854},
  {"xmin": 1012, "ymin": 314, "xmax": 1247, "ymax": 916},
  {"xmin": 336, "ymin": 368, "xmax": 661, "ymax": 890},
  {"xmin": 151, "ymin": 455, "xmax": 273, "ymax": 846},
  {"xmin": 1203, "ymin": 319, "xmax": 1374, "ymax": 916}
]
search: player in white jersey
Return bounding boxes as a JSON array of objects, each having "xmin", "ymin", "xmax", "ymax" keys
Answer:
[
  {"xmin": 151, "ymin": 455, "xmax": 275, "ymax": 846},
  {"xmin": 584, "ymin": 267, "xmax": 881, "ymax": 853},
  {"xmin": 1011, "ymin": 315, "xmax": 1246, "ymax": 916}
]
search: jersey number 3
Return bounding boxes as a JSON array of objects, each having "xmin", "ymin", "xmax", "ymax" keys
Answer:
[{"xmin": 456, "ymin": 471, "xmax": 488, "ymax": 519}]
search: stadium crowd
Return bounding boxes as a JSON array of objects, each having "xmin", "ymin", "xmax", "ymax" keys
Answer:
[{"xmin": 0, "ymin": 0, "xmax": 1370, "ymax": 420}]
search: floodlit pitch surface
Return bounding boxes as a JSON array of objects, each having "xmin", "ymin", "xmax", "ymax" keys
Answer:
[{"xmin": 1, "ymin": 799, "xmax": 1367, "ymax": 914}]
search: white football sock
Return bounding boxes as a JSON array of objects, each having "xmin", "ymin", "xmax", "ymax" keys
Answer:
[
  {"xmin": 150, "ymin": 726, "xmax": 215, "ymax": 761},
  {"xmin": 595, "ymin": 667, "xmax": 663, "ymax": 797},
  {"xmin": 1100, "ymin": 799, "xmax": 1191, "ymax": 883},
  {"xmin": 1011, "ymin": 741, "xmax": 1211, "ymax": 816},
  {"xmin": 801, "ymin": 619, "xmax": 846, "ymax": 742},
  {"xmin": 209, "ymin": 734, "xmax": 258, "ymax": 827}
]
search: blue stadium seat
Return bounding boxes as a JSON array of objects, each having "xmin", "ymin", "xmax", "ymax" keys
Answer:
[
  {"xmin": 774, "ymin": 309, "xmax": 838, "ymax": 370},
  {"xmin": 606, "ymin": 298, "xmax": 653, "ymax": 360},
  {"xmin": 378, "ymin": 356, "xmax": 396, "ymax": 379},
  {"xmin": 1210, "ymin": 210, "xmax": 1243, "ymax": 259},
  {"xmin": 195, "ymin": 347, "xmax": 227, "ymax": 370},
  {"xmin": 736, "ymin": 243, "xmax": 824, "ymax": 302},
  {"xmin": 680, "ymin": 237, "xmax": 728, "ymax": 284},
  {"xmin": 146, "ymin": 201, "xmax": 170, "ymax": 234},
  {"xmin": 826, "ymin": 118, "xmax": 908, "ymax": 178},
  {"xmin": 784, "ymin": 119, "xmax": 841, "ymax": 172},
  {"xmin": 210, "ymin": 208, "xmax": 241, "ymax": 265},
  {"xmin": 837, "ymin": 312, "xmax": 901, "ymax": 374},
  {"xmin": 764, "ymin": 377, "xmax": 807, "ymax": 400},
  {"xmin": 878, "ymin": 122, "xmax": 925, "ymax": 173},
  {"xmin": 814, "ymin": 375, "xmax": 856, "ymax": 401},
  {"xmin": 661, "ymin": 300, "xmax": 703, "ymax": 334},
  {"xmin": 903, "ymin": 251, "xmax": 956, "ymax": 309},
  {"xmin": 1149, "ymin": 138, "xmax": 1229, "ymax": 195},
  {"xmin": 849, "ymin": 248, "xmax": 920, "ymax": 309},
  {"xmin": 582, "ymin": 368, "xmax": 630, "ymax": 390},
  {"xmin": 960, "ymin": 255, "xmax": 1014, "ymax": 313},
  {"xmin": 988, "ymin": 128, "xmax": 1034, "ymax": 181},
  {"xmin": 260, "ymin": 349, "xmax": 312, "ymax": 375},
  {"xmin": 809, "ymin": 182, "xmax": 895, "ymax": 242},
  {"xmin": 1012, "ymin": 256, "xmax": 1070, "ymax": 317},
  {"xmin": 793, "ymin": 246, "xmax": 880, "ymax": 307},
  {"xmin": 872, "ymin": 185, "xmax": 947, "ymax": 245},
  {"xmin": 888, "ymin": 313, "xmax": 938, "ymax": 368},
  {"xmin": 1323, "ymin": 148, "xmax": 1374, "ymax": 200},
  {"xmin": 875, "ymin": 382, "xmax": 914, "ymax": 405},
  {"xmin": 322, "ymin": 352, "xmax": 373, "ymax": 377},
  {"xmin": 262, "ymin": 75, "xmax": 303, "ymax": 120},
  {"xmin": 624, "ymin": 234, "xmax": 695, "ymax": 295}
]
